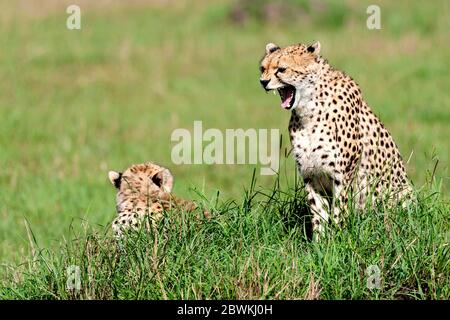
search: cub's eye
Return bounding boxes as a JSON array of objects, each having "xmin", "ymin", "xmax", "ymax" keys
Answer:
[
  {"xmin": 277, "ymin": 67, "xmax": 286, "ymax": 73},
  {"xmin": 259, "ymin": 66, "xmax": 265, "ymax": 73}
]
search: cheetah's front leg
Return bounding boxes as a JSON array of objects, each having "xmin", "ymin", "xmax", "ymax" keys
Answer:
[
  {"xmin": 305, "ymin": 182, "xmax": 330, "ymax": 241},
  {"xmin": 331, "ymin": 179, "xmax": 349, "ymax": 225}
]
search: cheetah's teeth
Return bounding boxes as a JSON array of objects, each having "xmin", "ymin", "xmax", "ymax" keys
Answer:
[{"xmin": 273, "ymin": 91, "xmax": 276, "ymax": 95}]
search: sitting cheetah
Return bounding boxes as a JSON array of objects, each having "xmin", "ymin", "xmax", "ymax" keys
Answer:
[
  {"xmin": 259, "ymin": 41, "xmax": 412, "ymax": 237},
  {"xmin": 108, "ymin": 162, "xmax": 201, "ymax": 237}
]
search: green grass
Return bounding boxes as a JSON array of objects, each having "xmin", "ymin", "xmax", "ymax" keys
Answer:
[
  {"xmin": 0, "ymin": 0, "xmax": 449, "ymax": 298},
  {"xmin": 1, "ymin": 170, "xmax": 448, "ymax": 299}
]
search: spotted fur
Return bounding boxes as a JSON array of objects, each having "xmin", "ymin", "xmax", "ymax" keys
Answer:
[
  {"xmin": 108, "ymin": 162, "xmax": 198, "ymax": 237},
  {"xmin": 260, "ymin": 41, "xmax": 412, "ymax": 239}
]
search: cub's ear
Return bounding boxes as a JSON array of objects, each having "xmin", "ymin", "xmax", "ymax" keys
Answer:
[
  {"xmin": 307, "ymin": 41, "xmax": 321, "ymax": 54},
  {"xmin": 152, "ymin": 168, "xmax": 174, "ymax": 193},
  {"xmin": 108, "ymin": 171, "xmax": 122, "ymax": 189},
  {"xmin": 265, "ymin": 42, "xmax": 280, "ymax": 54}
]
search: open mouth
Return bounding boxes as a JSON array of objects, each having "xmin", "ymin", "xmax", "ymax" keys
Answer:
[{"xmin": 277, "ymin": 85, "xmax": 296, "ymax": 110}]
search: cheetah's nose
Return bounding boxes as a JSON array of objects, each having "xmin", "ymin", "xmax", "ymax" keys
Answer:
[{"xmin": 260, "ymin": 79, "xmax": 270, "ymax": 90}]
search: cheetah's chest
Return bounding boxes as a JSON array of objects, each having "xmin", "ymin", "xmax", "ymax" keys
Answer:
[
  {"xmin": 291, "ymin": 130, "xmax": 325, "ymax": 174},
  {"xmin": 289, "ymin": 113, "xmax": 335, "ymax": 177}
]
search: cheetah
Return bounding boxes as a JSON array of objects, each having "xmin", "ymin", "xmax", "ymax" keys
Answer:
[
  {"xmin": 259, "ymin": 41, "xmax": 412, "ymax": 238},
  {"xmin": 108, "ymin": 162, "xmax": 200, "ymax": 237}
]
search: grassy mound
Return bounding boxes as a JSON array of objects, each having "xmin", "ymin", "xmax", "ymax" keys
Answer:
[{"xmin": 2, "ymin": 174, "xmax": 448, "ymax": 299}]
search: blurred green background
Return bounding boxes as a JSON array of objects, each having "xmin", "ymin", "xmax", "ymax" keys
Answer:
[{"xmin": 0, "ymin": 0, "xmax": 448, "ymax": 263}]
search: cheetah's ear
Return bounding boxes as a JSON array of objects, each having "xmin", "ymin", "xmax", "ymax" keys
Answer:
[
  {"xmin": 152, "ymin": 168, "xmax": 174, "ymax": 193},
  {"xmin": 108, "ymin": 171, "xmax": 122, "ymax": 189},
  {"xmin": 307, "ymin": 41, "xmax": 321, "ymax": 54},
  {"xmin": 265, "ymin": 43, "xmax": 280, "ymax": 54}
]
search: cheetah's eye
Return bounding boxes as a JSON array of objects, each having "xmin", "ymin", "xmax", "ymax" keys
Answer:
[
  {"xmin": 277, "ymin": 67, "xmax": 286, "ymax": 73},
  {"xmin": 259, "ymin": 66, "xmax": 265, "ymax": 73}
]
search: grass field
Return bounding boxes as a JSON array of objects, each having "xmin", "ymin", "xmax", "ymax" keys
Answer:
[
  {"xmin": 0, "ymin": 0, "xmax": 449, "ymax": 299},
  {"xmin": 1, "ymin": 175, "xmax": 449, "ymax": 299}
]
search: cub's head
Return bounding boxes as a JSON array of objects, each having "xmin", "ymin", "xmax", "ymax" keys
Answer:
[
  {"xmin": 108, "ymin": 162, "xmax": 174, "ymax": 195},
  {"xmin": 259, "ymin": 41, "xmax": 321, "ymax": 111}
]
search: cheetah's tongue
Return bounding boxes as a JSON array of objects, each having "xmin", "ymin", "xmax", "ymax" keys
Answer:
[{"xmin": 278, "ymin": 87, "xmax": 295, "ymax": 110}]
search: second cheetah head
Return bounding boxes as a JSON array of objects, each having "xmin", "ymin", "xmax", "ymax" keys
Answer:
[{"xmin": 108, "ymin": 162, "xmax": 174, "ymax": 196}]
